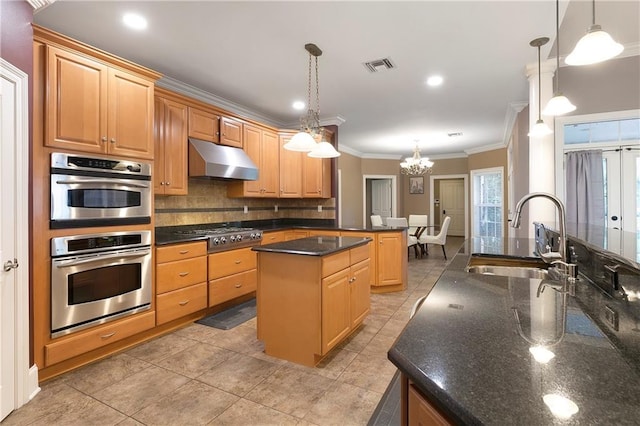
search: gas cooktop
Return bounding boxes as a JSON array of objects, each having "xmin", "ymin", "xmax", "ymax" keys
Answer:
[{"xmin": 175, "ymin": 227, "xmax": 262, "ymax": 252}]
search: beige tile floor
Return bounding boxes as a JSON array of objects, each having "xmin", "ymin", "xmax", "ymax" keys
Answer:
[{"xmin": 4, "ymin": 238, "xmax": 463, "ymax": 426}]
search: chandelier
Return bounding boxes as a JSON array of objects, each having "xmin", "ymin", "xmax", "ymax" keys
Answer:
[
  {"xmin": 284, "ymin": 43, "xmax": 340, "ymax": 158},
  {"xmin": 400, "ymin": 143, "xmax": 434, "ymax": 175}
]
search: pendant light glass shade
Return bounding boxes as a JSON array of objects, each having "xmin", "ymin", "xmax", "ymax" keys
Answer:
[
  {"xmin": 400, "ymin": 143, "xmax": 433, "ymax": 175},
  {"xmin": 543, "ymin": 0, "xmax": 577, "ymax": 117},
  {"xmin": 284, "ymin": 131, "xmax": 317, "ymax": 152},
  {"xmin": 542, "ymin": 94, "xmax": 576, "ymax": 116},
  {"xmin": 528, "ymin": 119, "xmax": 553, "ymax": 137},
  {"xmin": 308, "ymin": 141, "xmax": 341, "ymax": 158},
  {"xmin": 528, "ymin": 37, "xmax": 553, "ymax": 137},
  {"xmin": 565, "ymin": 24, "xmax": 624, "ymax": 66}
]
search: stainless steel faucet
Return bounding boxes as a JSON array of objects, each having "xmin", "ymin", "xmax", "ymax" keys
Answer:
[{"xmin": 511, "ymin": 192, "xmax": 567, "ymax": 263}]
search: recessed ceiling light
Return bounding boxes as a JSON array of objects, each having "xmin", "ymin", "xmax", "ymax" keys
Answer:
[
  {"xmin": 292, "ymin": 101, "xmax": 305, "ymax": 110},
  {"xmin": 427, "ymin": 75, "xmax": 444, "ymax": 87},
  {"xmin": 122, "ymin": 13, "xmax": 147, "ymax": 30}
]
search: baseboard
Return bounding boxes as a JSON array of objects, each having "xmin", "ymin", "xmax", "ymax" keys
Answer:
[{"xmin": 27, "ymin": 364, "xmax": 41, "ymax": 401}]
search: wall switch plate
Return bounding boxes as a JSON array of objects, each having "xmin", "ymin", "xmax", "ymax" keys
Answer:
[
  {"xmin": 318, "ymin": 205, "xmax": 322, "ymax": 212},
  {"xmin": 243, "ymin": 206, "xmax": 248, "ymax": 214},
  {"xmin": 274, "ymin": 205, "xmax": 278, "ymax": 212}
]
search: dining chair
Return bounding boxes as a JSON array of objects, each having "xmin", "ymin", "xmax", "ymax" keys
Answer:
[
  {"xmin": 408, "ymin": 214, "xmax": 429, "ymax": 256},
  {"xmin": 370, "ymin": 215, "xmax": 384, "ymax": 227},
  {"xmin": 422, "ymin": 216, "xmax": 452, "ymax": 259},
  {"xmin": 386, "ymin": 217, "xmax": 420, "ymax": 259}
]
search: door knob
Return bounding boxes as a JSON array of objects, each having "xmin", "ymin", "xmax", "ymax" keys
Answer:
[
  {"xmin": 611, "ymin": 215, "xmax": 619, "ymax": 221},
  {"xmin": 3, "ymin": 258, "xmax": 18, "ymax": 272}
]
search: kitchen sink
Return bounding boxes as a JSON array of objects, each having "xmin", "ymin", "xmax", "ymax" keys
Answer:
[{"xmin": 466, "ymin": 265, "xmax": 550, "ymax": 279}]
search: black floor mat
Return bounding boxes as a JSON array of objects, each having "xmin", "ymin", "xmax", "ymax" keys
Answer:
[{"xmin": 196, "ymin": 298, "xmax": 256, "ymax": 330}]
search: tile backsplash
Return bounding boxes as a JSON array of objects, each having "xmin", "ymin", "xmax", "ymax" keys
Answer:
[{"xmin": 154, "ymin": 179, "xmax": 335, "ymax": 227}]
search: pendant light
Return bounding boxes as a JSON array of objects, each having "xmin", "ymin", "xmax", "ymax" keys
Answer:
[
  {"xmin": 528, "ymin": 37, "xmax": 553, "ymax": 138},
  {"xmin": 565, "ymin": 0, "xmax": 624, "ymax": 66},
  {"xmin": 542, "ymin": 0, "xmax": 576, "ymax": 117},
  {"xmin": 285, "ymin": 43, "xmax": 340, "ymax": 158}
]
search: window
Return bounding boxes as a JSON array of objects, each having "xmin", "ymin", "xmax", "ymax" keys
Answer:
[{"xmin": 471, "ymin": 168, "xmax": 503, "ymax": 238}]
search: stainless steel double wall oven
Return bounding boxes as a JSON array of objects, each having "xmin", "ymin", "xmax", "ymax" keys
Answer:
[{"xmin": 49, "ymin": 153, "xmax": 153, "ymax": 337}]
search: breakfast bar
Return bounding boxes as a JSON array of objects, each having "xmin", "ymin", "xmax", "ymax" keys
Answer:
[{"xmin": 253, "ymin": 236, "xmax": 372, "ymax": 366}]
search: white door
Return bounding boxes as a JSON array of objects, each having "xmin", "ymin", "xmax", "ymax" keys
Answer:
[
  {"xmin": 1, "ymin": 59, "xmax": 32, "ymax": 421},
  {"xmin": 1, "ymin": 62, "xmax": 18, "ymax": 421},
  {"xmin": 371, "ymin": 179, "xmax": 392, "ymax": 221},
  {"xmin": 439, "ymin": 179, "xmax": 465, "ymax": 236}
]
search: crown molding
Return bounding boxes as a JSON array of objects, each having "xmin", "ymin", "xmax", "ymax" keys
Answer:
[
  {"xmin": 336, "ymin": 144, "xmax": 363, "ymax": 157},
  {"xmin": 503, "ymin": 101, "xmax": 528, "ymax": 146},
  {"xmin": 320, "ymin": 116, "xmax": 346, "ymax": 127},
  {"xmin": 156, "ymin": 76, "xmax": 284, "ymax": 128},
  {"xmin": 465, "ymin": 142, "xmax": 506, "ymax": 155}
]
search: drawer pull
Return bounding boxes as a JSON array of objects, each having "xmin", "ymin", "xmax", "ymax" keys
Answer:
[
  {"xmin": 179, "ymin": 300, "xmax": 190, "ymax": 306},
  {"xmin": 179, "ymin": 272, "xmax": 190, "ymax": 277},
  {"xmin": 235, "ymin": 284, "xmax": 242, "ymax": 288},
  {"xmin": 100, "ymin": 332, "xmax": 116, "ymax": 339},
  {"xmin": 235, "ymin": 260, "xmax": 242, "ymax": 264},
  {"xmin": 179, "ymin": 250, "xmax": 190, "ymax": 254}
]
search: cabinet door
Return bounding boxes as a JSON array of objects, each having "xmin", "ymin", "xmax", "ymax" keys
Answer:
[
  {"xmin": 321, "ymin": 269, "xmax": 351, "ymax": 354},
  {"xmin": 46, "ymin": 46, "xmax": 108, "ymax": 153},
  {"xmin": 408, "ymin": 383, "xmax": 450, "ymax": 426},
  {"xmin": 107, "ymin": 68, "xmax": 154, "ymax": 159},
  {"xmin": 242, "ymin": 125, "xmax": 263, "ymax": 196},
  {"xmin": 342, "ymin": 231, "xmax": 377, "ymax": 286},
  {"xmin": 261, "ymin": 231, "xmax": 285, "ymax": 245},
  {"xmin": 162, "ymin": 98, "xmax": 188, "ymax": 194},
  {"xmin": 350, "ymin": 259, "xmax": 370, "ymax": 327},
  {"xmin": 279, "ymin": 135, "xmax": 302, "ymax": 198},
  {"xmin": 378, "ymin": 232, "xmax": 403, "ymax": 286},
  {"xmin": 153, "ymin": 96, "xmax": 166, "ymax": 194},
  {"xmin": 188, "ymin": 107, "xmax": 220, "ymax": 142},
  {"xmin": 220, "ymin": 116, "xmax": 243, "ymax": 148},
  {"xmin": 303, "ymin": 156, "xmax": 331, "ymax": 198},
  {"xmin": 261, "ymin": 130, "xmax": 280, "ymax": 197}
]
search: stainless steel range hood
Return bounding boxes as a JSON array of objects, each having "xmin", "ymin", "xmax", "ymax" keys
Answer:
[{"xmin": 188, "ymin": 138, "xmax": 258, "ymax": 180}]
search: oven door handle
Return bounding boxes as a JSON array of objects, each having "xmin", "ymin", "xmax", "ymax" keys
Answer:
[
  {"xmin": 55, "ymin": 179, "xmax": 150, "ymax": 189},
  {"xmin": 54, "ymin": 249, "xmax": 150, "ymax": 268}
]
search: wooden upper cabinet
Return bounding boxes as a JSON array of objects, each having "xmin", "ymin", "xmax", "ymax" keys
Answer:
[
  {"xmin": 279, "ymin": 133, "xmax": 303, "ymax": 198},
  {"xmin": 188, "ymin": 107, "xmax": 220, "ymax": 142},
  {"xmin": 45, "ymin": 45, "xmax": 154, "ymax": 159},
  {"xmin": 228, "ymin": 125, "xmax": 279, "ymax": 198},
  {"xmin": 303, "ymin": 155, "xmax": 331, "ymax": 198},
  {"xmin": 154, "ymin": 95, "xmax": 188, "ymax": 195},
  {"xmin": 220, "ymin": 116, "xmax": 243, "ymax": 148}
]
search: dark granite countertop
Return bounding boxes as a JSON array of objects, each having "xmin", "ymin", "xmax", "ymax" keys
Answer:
[
  {"xmin": 388, "ymin": 237, "xmax": 640, "ymax": 425},
  {"xmin": 253, "ymin": 236, "xmax": 371, "ymax": 256},
  {"xmin": 155, "ymin": 220, "xmax": 404, "ymax": 246}
]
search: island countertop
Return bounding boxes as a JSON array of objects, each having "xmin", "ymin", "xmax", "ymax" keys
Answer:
[
  {"xmin": 252, "ymin": 236, "xmax": 372, "ymax": 256},
  {"xmin": 388, "ymin": 237, "xmax": 640, "ymax": 425}
]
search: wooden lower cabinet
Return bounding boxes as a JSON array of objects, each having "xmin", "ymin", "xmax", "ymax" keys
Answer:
[
  {"xmin": 257, "ymin": 243, "xmax": 370, "ymax": 366},
  {"xmin": 208, "ymin": 247, "xmax": 257, "ymax": 306},
  {"xmin": 155, "ymin": 241, "xmax": 208, "ymax": 325},
  {"xmin": 261, "ymin": 230, "xmax": 285, "ymax": 245},
  {"xmin": 375, "ymin": 230, "xmax": 407, "ymax": 292},
  {"xmin": 284, "ymin": 230, "xmax": 309, "ymax": 241},
  {"xmin": 45, "ymin": 311, "xmax": 156, "ymax": 366},
  {"xmin": 404, "ymin": 377, "xmax": 452, "ymax": 426}
]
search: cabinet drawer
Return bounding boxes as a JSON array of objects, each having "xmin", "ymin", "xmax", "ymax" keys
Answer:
[
  {"xmin": 156, "ymin": 282, "xmax": 207, "ymax": 325},
  {"xmin": 208, "ymin": 247, "xmax": 256, "ymax": 279},
  {"xmin": 262, "ymin": 231, "xmax": 285, "ymax": 245},
  {"xmin": 209, "ymin": 269, "xmax": 257, "ymax": 306},
  {"xmin": 350, "ymin": 243, "xmax": 370, "ymax": 265},
  {"xmin": 156, "ymin": 256, "xmax": 207, "ymax": 294},
  {"xmin": 45, "ymin": 311, "xmax": 156, "ymax": 366},
  {"xmin": 156, "ymin": 241, "xmax": 207, "ymax": 263},
  {"xmin": 322, "ymin": 251, "xmax": 350, "ymax": 278}
]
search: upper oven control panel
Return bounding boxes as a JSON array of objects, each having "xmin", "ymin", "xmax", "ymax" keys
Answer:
[{"xmin": 51, "ymin": 152, "xmax": 151, "ymax": 178}]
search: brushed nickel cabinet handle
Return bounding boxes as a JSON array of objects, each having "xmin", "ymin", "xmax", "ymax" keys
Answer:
[
  {"xmin": 235, "ymin": 284, "xmax": 242, "ymax": 288},
  {"xmin": 179, "ymin": 272, "xmax": 189, "ymax": 277},
  {"xmin": 179, "ymin": 300, "xmax": 190, "ymax": 306},
  {"xmin": 110, "ymin": 138, "xmax": 116, "ymax": 143},
  {"xmin": 235, "ymin": 260, "xmax": 241, "ymax": 264},
  {"xmin": 179, "ymin": 250, "xmax": 189, "ymax": 254},
  {"xmin": 100, "ymin": 332, "xmax": 116, "ymax": 339},
  {"xmin": 101, "ymin": 136, "xmax": 107, "ymax": 142}
]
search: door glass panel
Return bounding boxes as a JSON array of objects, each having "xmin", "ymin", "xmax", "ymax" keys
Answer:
[
  {"xmin": 591, "ymin": 120, "xmax": 619, "ymax": 142},
  {"xmin": 563, "ymin": 123, "xmax": 590, "ymax": 144},
  {"xmin": 620, "ymin": 118, "xmax": 640, "ymax": 141},
  {"xmin": 68, "ymin": 264, "xmax": 141, "ymax": 304},
  {"xmin": 473, "ymin": 171, "xmax": 503, "ymax": 238},
  {"xmin": 68, "ymin": 189, "xmax": 141, "ymax": 208}
]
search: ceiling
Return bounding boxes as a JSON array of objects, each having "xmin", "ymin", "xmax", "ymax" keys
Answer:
[{"xmin": 33, "ymin": 1, "xmax": 640, "ymax": 160}]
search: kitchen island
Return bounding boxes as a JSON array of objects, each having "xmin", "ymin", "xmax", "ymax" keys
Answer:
[
  {"xmin": 388, "ymin": 237, "xmax": 640, "ymax": 424},
  {"xmin": 253, "ymin": 236, "xmax": 372, "ymax": 366}
]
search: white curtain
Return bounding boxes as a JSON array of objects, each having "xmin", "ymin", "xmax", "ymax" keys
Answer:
[{"xmin": 565, "ymin": 150, "xmax": 605, "ymax": 226}]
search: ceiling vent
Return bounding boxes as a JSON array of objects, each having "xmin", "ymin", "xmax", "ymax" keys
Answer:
[{"xmin": 363, "ymin": 58, "xmax": 395, "ymax": 73}]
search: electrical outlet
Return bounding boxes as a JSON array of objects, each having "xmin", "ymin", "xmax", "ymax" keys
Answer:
[
  {"xmin": 318, "ymin": 205, "xmax": 322, "ymax": 212},
  {"xmin": 274, "ymin": 205, "xmax": 278, "ymax": 212},
  {"xmin": 243, "ymin": 205, "xmax": 248, "ymax": 214}
]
